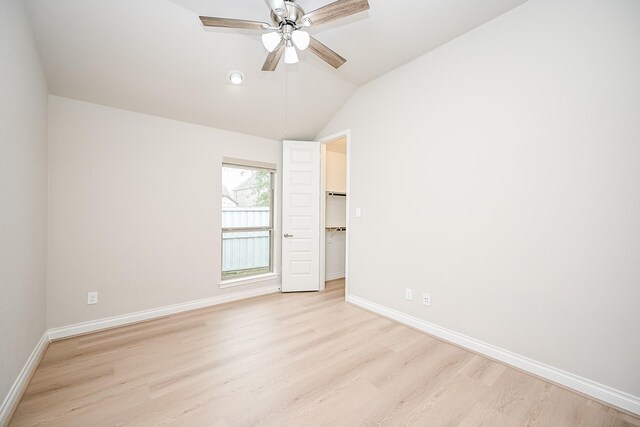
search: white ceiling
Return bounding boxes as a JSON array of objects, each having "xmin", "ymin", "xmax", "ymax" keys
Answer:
[{"xmin": 26, "ymin": 0, "xmax": 527, "ymax": 140}]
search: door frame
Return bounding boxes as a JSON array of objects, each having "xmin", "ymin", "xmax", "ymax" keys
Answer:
[{"xmin": 318, "ymin": 129, "xmax": 351, "ymax": 297}]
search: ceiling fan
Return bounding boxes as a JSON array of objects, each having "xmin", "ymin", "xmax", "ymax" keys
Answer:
[{"xmin": 199, "ymin": 0, "xmax": 370, "ymax": 71}]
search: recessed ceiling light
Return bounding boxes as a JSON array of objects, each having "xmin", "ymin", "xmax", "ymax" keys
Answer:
[{"xmin": 227, "ymin": 70, "xmax": 244, "ymax": 85}]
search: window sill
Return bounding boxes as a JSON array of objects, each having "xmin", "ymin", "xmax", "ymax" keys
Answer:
[{"xmin": 219, "ymin": 272, "xmax": 279, "ymax": 289}]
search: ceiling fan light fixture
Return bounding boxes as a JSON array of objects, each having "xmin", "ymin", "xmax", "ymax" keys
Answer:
[
  {"xmin": 262, "ymin": 31, "xmax": 282, "ymax": 52},
  {"xmin": 199, "ymin": 0, "xmax": 371, "ymax": 71},
  {"xmin": 227, "ymin": 70, "xmax": 244, "ymax": 85},
  {"xmin": 291, "ymin": 30, "xmax": 310, "ymax": 50},
  {"xmin": 284, "ymin": 42, "xmax": 299, "ymax": 64}
]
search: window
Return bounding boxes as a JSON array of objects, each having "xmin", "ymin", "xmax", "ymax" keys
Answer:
[{"xmin": 221, "ymin": 161, "xmax": 275, "ymax": 281}]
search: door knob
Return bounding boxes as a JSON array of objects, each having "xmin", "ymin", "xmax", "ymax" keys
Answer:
[{"xmin": 284, "ymin": 233, "xmax": 294, "ymax": 238}]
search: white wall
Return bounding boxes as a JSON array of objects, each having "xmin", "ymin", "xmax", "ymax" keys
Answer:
[
  {"xmin": 325, "ymin": 227, "xmax": 346, "ymax": 280},
  {"xmin": 0, "ymin": 0, "xmax": 48, "ymax": 405},
  {"xmin": 319, "ymin": 0, "xmax": 640, "ymax": 398},
  {"xmin": 326, "ymin": 151, "xmax": 347, "ymax": 194},
  {"xmin": 47, "ymin": 96, "xmax": 282, "ymax": 328}
]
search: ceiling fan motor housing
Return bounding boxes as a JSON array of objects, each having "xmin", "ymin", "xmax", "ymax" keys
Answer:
[{"xmin": 271, "ymin": 1, "xmax": 306, "ymax": 28}]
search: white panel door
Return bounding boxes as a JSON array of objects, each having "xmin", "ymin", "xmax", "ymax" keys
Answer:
[{"xmin": 282, "ymin": 140, "xmax": 320, "ymax": 292}]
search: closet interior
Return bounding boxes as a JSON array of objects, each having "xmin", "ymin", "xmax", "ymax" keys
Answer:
[{"xmin": 324, "ymin": 137, "xmax": 347, "ymax": 283}]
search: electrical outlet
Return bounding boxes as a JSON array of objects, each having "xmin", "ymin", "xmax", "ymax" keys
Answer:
[
  {"xmin": 87, "ymin": 292, "xmax": 98, "ymax": 305},
  {"xmin": 423, "ymin": 293, "xmax": 431, "ymax": 306},
  {"xmin": 405, "ymin": 288, "xmax": 413, "ymax": 301}
]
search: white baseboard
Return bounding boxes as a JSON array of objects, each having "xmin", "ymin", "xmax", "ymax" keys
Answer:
[
  {"xmin": 0, "ymin": 332, "xmax": 49, "ymax": 427},
  {"xmin": 48, "ymin": 285, "xmax": 281, "ymax": 340},
  {"xmin": 325, "ymin": 272, "xmax": 345, "ymax": 281},
  {"xmin": 346, "ymin": 293, "xmax": 640, "ymax": 416},
  {"xmin": 1, "ymin": 286, "xmax": 281, "ymax": 425}
]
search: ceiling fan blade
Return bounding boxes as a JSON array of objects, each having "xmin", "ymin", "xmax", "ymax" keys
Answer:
[
  {"xmin": 264, "ymin": 0, "xmax": 288, "ymax": 18},
  {"xmin": 262, "ymin": 40, "xmax": 285, "ymax": 71},
  {"xmin": 309, "ymin": 37, "xmax": 346, "ymax": 69},
  {"xmin": 199, "ymin": 16, "xmax": 270, "ymax": 31},
  {"xmin": 301, "ymin": 0, "xmax": 369, "ymax": 27}
]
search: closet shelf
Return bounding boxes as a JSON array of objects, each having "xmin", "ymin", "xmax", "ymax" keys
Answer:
[
  {"xmin": 325, "ymin": 226, "xmax": 346, "ymax": 231},
  {"xmin": 326, "ymin": 191, "xmax": 347, "ymax": 197}
]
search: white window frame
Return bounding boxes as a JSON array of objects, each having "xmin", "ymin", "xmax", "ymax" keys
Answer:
[{"xmin": 220, "ymin": 158, "xmax": 278, "ymax": 287}]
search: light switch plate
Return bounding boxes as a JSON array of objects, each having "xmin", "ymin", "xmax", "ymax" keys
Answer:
[
  {"xmin": 355, "ymin": 208, "xmax": 361, "ymax": 218},
  {"xmin": 405, "ymin": 288, "xmax": 413, "ymax": 301}
]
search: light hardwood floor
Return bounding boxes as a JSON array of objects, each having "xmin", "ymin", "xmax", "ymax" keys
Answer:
[{"xmin": 9, "ymin": 280, "xmax": 640, "ymax": 426}]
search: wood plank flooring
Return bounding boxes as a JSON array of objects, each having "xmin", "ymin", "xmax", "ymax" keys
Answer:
[{"xmin": 9, "ymin": 280, "xmax": 640, "ymax": 426}]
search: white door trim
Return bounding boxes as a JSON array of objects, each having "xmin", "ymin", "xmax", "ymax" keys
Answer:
[
  {"xmin": 320, "ymin": 143, "xmax": 327, "ymax": 290},
  {"xmin": 318, "ymin": 130, "xmax": 351, "ymax": 299}
]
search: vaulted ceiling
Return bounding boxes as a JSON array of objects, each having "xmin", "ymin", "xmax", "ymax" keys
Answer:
[{"xmin": 26, "ymin": 0, "xmax": 527, "ymax": 140}]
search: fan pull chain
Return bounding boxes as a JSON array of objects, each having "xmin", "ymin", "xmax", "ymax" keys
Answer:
[{"xmin": 284, "ymin": 67, "xmax": 288, "ymax": 138}]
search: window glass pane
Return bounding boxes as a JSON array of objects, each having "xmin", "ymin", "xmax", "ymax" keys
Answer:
[
  {"xmin": 222, "ymin": 230, "xmax": 271, "ymax": 279},
  {"xmin": 221, "ymin": 164, "xmax": 273, "ymax": 281},
  {"xmin": 222, "ymin": 166, "xmax": 271, "ymax": 228}
]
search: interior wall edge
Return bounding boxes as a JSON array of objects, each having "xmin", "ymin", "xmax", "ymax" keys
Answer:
[
  {"xmin": 1, "ymin": 284, "xmax": 282, "ymax": 425},
  {"xmin": 0, "ymin": 0, "xmax": 49, "ymax": 419},
  {"xmin": 0, "ymin": 332, "xmax": 50, "ymax": 427},
  {"xmin": 346, "ymin": 293, "xmax": 640, "ymax": 417},
  {"xmin": 325, "ymin": 272, "xmax": 346, "ymax": 281}
]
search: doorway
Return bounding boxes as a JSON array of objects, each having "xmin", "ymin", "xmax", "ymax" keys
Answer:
[{"xmin": 319, "ymin": 131, "xmax": 350, "ymax": 297}]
